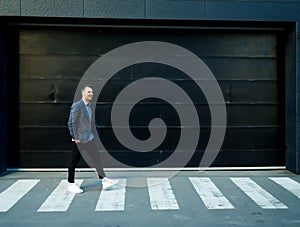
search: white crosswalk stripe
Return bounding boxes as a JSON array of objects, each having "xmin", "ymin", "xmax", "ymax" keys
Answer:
[
  {"xmin": 37, "ymin": 179, "xmax": 83, "ymax": 212},
  {"xmin": 1, "ymin": 176, "xmax": 300, "ymax": 212},
  {"xmin": 147, "ymin": 178, "xmax": 179, "ymax": 210},
  {"xmin": 95, "ymin": 178, "xmax": 127, "ymax": 211},
  {"xmin": 269, "ymin": 177, "xmax": 300, "ymax": 198},
  {"xmin": 189, "ymin": 177, "xmax": 235, "ymax": 209},
  {"xmin": 0, "ymin": 179, "xmax": 40, "ymax": 212},
  {"xmin": 230, "ymin": 177, "xmax": 288, "ymax": 209}
]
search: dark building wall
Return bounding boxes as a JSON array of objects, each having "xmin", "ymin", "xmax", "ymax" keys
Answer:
[
  {"xmin": 0, "ymin": 1, "xmax": 299, "ymax": 23},
  {"xmin": 0, "ymin": 0, "xmax": 299, "ymax": 173},
  {"xmin": 0, "ymin": 27, "xmax": 7, "ymax": 174}
]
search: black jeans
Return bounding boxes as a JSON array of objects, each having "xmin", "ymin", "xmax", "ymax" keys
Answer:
[{"xmin": 68, "ymin": 138, "xmax": 106, "ymax": 183}]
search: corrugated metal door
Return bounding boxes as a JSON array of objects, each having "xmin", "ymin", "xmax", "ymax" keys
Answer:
[{"xmin": 8, "ymin": 28, "xmax": 285, "ymax": 168}]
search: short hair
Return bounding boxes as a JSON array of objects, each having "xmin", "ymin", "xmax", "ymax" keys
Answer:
[{"xmin": 81, "ymin": 85, "xmax": 93, "ymax": 92}]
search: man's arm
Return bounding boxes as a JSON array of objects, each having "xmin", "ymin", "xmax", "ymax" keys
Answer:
[{"xmin": 70, "ymin": 102, "xmax": 81, "ymax": 142}]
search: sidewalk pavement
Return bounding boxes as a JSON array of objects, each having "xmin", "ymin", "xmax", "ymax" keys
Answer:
[{"xmin": 1, "ymin": 169, "xmax": 300, "ymax": 227}]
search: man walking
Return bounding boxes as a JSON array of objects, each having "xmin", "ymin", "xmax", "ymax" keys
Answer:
[{"xmin": 67, "ymin": 85, "xmax": 116, "ymax": 193}]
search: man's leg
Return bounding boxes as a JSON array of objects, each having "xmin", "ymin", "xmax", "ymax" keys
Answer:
[
  {"xmin": 83, "ymin": 139, "xmax": 106, "ymax": 179},
  {"xmin": 77, "ymin": 140, "xmax": 116, "ymax": 189},
  {"xmin": 68, "ymin": 141, "xmax": 82, "ymax": 183},
  {"xmin": 84, "ymin": 139, "xmax": 119, "ymax": 189}
]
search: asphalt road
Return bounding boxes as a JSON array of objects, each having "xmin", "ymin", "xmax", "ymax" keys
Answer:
[{"xmin": 1, "ymin": 170, "xmax": 300, "ymax": 227}]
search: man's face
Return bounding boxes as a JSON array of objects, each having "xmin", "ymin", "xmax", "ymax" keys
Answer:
[{"xmin": 82, "ymin": 87, "xmax": 93, "ymax": 102}]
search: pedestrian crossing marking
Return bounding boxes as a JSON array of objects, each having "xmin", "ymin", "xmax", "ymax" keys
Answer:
[
  {"xmin": 230, "ymin": 177, "xmax": 288, "ymax": 209},
  {"xmin": 37, "ymin": 179, "xmax": 83, "ymax": 212},
  {"xmin": 189, "ymin": 177, "xmax": 235, "ymax": 209},
  {"xmin": 1, "ymin": 176, "xmax": 300, "ymax": 212},
  {"xmin": 95, "ymin": 179, "xmax": 126, "ymax": 211},
  {"xmin": 0, "ymin": 179, "xmax": 40, "ymax": 212},
  {"xmin": 147, "ymin": 178, "xmax": 179, "ymax": 210},
  {"xmin": 269, "ymin": 177, "xmax": 300, "ymax": 199}
]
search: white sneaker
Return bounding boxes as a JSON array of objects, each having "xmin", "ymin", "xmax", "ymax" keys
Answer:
[
  {"xmin": 102, "ymin": 177, "xmax": 118, "ymax": 190},
  {"xmin": 67, "ymin": 183, "xmax": 83, "ymax": 194}
]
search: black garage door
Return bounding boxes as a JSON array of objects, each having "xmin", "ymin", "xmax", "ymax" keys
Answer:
[{"xmin": 7, "ymin": 25, "xmax": 286, "ymax": 168}]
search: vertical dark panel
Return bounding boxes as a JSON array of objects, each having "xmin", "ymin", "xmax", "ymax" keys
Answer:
[
  {"xmin": 1, "ymin": 24, "xmax": 20, "ymax": 171},
  {"xmin": 6, "ymin": 27, "xmax": 20, "ymax": 169},
  {"xmin": 285, "ymin": 27, "xmax": 298, "ymax": 173},
  {"xmin": 0, "ymin": 27, "xmax": 7, "ymax": 174}
]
